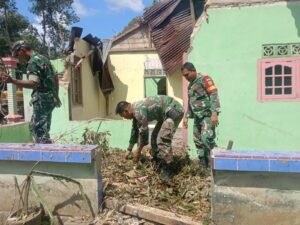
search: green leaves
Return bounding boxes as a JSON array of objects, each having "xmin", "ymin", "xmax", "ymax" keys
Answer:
[{"xmin": 28, "ymin": 0, "xmax": 79, "ymax": 57}]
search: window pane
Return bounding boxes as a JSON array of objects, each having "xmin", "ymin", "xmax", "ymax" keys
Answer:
[
  {"xmin": 265, "ymin": 77, "xmax": 272, "ymax": 86},
  {"xmin": 275, "ymin": 65, "xmax": 282, "ymax": 75},
  {"xmin": 284, "ymin": 76, "xmax": 292, "ymax": 86},
  {"xmin": 275, "ymin": 88, "xmax": 282, "ymax": 95},
  {"xmin": 284, "ymin": 88, "xmax": 292, "ymax": 95},
  {"xmin": 265, "ymin": 88, "xmax": 273, "ymax": 95},
  {"xmin": 284, "ymin": 66, "xmax": 292, "ymax": 75},
  {"xmin": 275, "ymin": 77, "xmax": 282, "ymax": 86},
  {"xmin": 265, "ymin": 67, "xmax": 273, "ymax": 76}
]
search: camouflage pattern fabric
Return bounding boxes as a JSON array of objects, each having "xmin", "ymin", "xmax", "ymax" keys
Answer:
[
  {"xmin": 27, "ymin": 53, "xmax": 57, "ymax": 143},
  {"xmin": 30, "ymin": 92, "xmax": 55, "ymax": 143},
  {"xmin": 193, "ymin": 116, "xmax": 216, "ymax": 158},
  {"xmin": 186, "ymin": 74, "xmax": 220, "ymax": 159},
  {"xmin": 129, "ymin": 95, "xmax": 183, "ymax": 163},
  {"xmin": 186, "ymin": 74, "xmax": 220, "ymax": 119}
]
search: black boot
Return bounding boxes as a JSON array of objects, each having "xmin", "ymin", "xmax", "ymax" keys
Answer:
[
  {"xmin": 199, "ymin": 156, "xmax": 209, "ymax": 169},
  {"xmin": 157, "ymin": 160, "xmax": 174, "ymax": 182},
  {"xmin": 160, "ymin": 166, "xmax": 173, "ymax": 182}
]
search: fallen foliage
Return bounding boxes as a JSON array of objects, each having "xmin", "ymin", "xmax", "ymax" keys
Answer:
[{"xmin": 101, "ymin": 148, "xmax": 211, "ymax": 223}]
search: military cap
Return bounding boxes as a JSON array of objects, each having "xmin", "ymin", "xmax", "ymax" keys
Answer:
[{"xmin": 11, "ymin": 40, "xmax": 31, "ymax": 57}]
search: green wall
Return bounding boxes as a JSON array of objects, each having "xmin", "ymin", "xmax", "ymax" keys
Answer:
[
  {"xmin": 0, "ymin": 122, "xmax": 31, "ymax": 143},
  {"xmin": 188, "ymin": 2, "xmax": 300, "ymax": 152},
  {"xmin": 22, "ymin": 85, "xmax": 132, "ymax": 149}
]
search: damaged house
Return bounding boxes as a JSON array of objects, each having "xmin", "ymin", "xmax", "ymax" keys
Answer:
[
  {"xmin": 20, "ymin": 0, "xmax": 205, "ymax": 151},
  {"xmin": 187, "ymin": 0, "xmax": 300, "ymax": 152}
]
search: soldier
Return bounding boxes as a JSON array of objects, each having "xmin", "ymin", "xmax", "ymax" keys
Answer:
[
  {"xmin": 0, "ymin": 40, "xmax": 61, "ymax": 143},
  {"xmin": 181, "ymin": 62, "xmax": 220, "ymax": 169},
  {"xmin": 115, "ymin": 95, "xmax": 184, "ymax": 180}
]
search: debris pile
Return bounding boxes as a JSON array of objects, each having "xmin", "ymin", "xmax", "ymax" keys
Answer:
[{"xmin": 100, "ymin": 149, "xmax": 211, "ymax": 224}]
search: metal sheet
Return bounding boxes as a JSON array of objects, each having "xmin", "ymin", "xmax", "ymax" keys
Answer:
[{"xmin": 144, "ymin": 0, "xmax": 197, "ymax": 75}]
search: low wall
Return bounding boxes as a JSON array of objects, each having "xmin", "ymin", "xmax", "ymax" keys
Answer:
[
  {"xmin": 212, "ymin": 150, "xmax": 300, "ymax": 225},
  {"xmin": 0, "ymin": 144, "xmax": 101, "ymax": 224},
  {"xmin": 0, "ymin": 122, "xmax": 31, "ymax": 143}
]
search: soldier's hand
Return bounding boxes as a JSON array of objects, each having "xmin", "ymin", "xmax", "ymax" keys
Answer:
[
  {"xmin": 211, "ymin": 112, "xmax": 219, "ymax": 127},
  {"xmin": 124, "ymin": 151, "xmax": 132, "ymax": 159},
  {"xmin": 0, "ymin": 72, "xmax": 14, "ymax": 83},
  {"xmin": 133, "ymin": 149, "xmax": 142, "ymax": 162},
  {"xmin": 183, "ymin": 117, "xmax": 188, "ymax": 129}
]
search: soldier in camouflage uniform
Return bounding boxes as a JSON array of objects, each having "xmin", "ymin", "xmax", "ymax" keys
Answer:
[
  {"xmin": 116, "ymin": 95, "xmax": 184, "ymax": 180},
  {"xmin": 181, "ymin": 62, "xmax": 221, "ymax": 168},
  {"xmin": 0, "ymin": 41, "xmax": 61, "ymax": 143}
]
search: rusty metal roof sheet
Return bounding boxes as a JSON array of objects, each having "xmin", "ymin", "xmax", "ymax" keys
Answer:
[{"xmin": 144, "ymin": 0, "xmax": 199, "ymax": 75}]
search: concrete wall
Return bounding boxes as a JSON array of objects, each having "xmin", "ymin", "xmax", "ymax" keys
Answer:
[
  {"xmin": 0, "ymin": 122, "xmax": 31, "ymax": 143},
  {"xmin": 71, "ymin": 39, "xmax": 106, "ymax": 120},
  {"xmin": 107, "ymin": 52, "xmax": 152, "ymax": 117},
  {"xmin": 23, "ymin": 84, "xmax": 132, "ymax": 148},
  {"xmin": 212, "ymin": 170, "xmax": 300, "ymax": 225},
  {"xmin": 0, "ymin": 160, "xmax": 99, "ymax": 224},
  {"xmin": 107, "ymin": 52, "xmax": 183, "ymax": 118},
  {"xmin": 167, "ymin": 68, "xmax": 183, "ymax": 105},
  {"xmin": 188, "ymin": 2, "xmax": 300, "ymax": 152}
]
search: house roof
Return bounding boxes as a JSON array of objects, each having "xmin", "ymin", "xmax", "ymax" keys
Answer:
[
  {"xmin": 143, "ymin": 0, "xmax": 203, "ymax": 75},
  {"xmin": 111, "ymin": 22, "xmax": 142, "ymax": 43}
]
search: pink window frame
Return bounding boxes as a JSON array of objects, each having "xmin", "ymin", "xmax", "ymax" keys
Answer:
[{"xmin": 257, "ymin": 57, "xmax": 300, "ymax": 102}]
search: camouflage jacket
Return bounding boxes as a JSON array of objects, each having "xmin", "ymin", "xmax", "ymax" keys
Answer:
[
  {"xmin": 186, "ymin": 74, "xmax": 220, "ymax": 119},
  {"xmin": 27, "ymin": 53, "xmax": 56, "ymax": 95},
  {"xmin": 129, "ymin": 95, "xmax": 182, "ymax": 147}
]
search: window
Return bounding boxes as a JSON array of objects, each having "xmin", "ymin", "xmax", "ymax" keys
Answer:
[
  {"xmin": 71, "ymin": 66, "xmax": 83, "ymax": 105},
  {"xmin": 144, "ymin": 58, "xmax": 167, "ymax": 97},
  {"xmin": 258, "ymin": 57, "xmax": 300, "ymax": 101},
  {"xmin": 144, "ymin": 77, "xmax": 167, "ymax": 97}
]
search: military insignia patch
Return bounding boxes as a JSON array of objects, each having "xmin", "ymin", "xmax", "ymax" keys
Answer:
[{"xmin": 203, "ymin": 75, "xmax": 217, "ymax": 94}]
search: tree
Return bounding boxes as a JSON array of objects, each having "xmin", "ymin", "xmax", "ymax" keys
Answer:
[
  {"xmin": 0, "ymin": 0, "xmax": 41, "ymax": 57},
  {"xmin": 121, "ymin": 0, "xmax": 161, "ymax": 33},
  {"xmin": 29, "ymin": 0, "xmax": 79, "ymax": 58},
  {"xmin": 122, "ymin": 17, "xmax": 140, "ymax": 33}
]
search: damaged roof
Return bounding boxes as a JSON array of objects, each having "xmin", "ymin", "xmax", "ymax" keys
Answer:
[{"xmin": 144, "ymin": 0, "xmax": 204, "ymax": 75}]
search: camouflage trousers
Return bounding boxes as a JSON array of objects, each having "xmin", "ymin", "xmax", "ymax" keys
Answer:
[
  {"xmin": 151, "ymin": 108, "xmax": 184, "ymax": 164},
  {"xmin": 29, "ymin": 92, "xmax": 55, "ymax": 144},
  {"xmin": 193, "ymin": 116, "xmax": 216, "ymax": 159}
]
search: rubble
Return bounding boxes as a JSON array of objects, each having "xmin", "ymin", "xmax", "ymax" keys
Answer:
[{"xmin": 99, "ymin": 148, "xmax": 211, "ymax": 224}]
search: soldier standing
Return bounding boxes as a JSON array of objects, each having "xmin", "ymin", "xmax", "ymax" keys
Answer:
[
  {"xmin": 181, "ymin": 62, "xmax": 220, "ymax": 169},
  {"xmin": 0, "ymin": 41, "xmax": 61, "ymax": 143},
  {"xmin": 115, "ymin": 95, "xmax": 184, "ymax": 180}
]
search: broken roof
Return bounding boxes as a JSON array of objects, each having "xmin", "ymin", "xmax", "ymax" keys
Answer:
[{"xmin": 144, "ymin": 0, "xmax": 204, "ymax": 75}]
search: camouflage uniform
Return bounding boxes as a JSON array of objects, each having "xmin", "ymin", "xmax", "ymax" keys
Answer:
[
  {"xmin": 27, "ymin": 53, "xmax": 57, "ymax": 143},
  {"xmin": 129, "ymin": 95, "xmax": 184, "ymax": 164},
  {"xmin": 186, "ymin": 74, "xmax": 220, "ymax": 160}
]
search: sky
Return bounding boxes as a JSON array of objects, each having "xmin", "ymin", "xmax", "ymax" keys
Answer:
[{"xmin": 15, "ymin": 0, "xmax": 154, "ymax": 39}]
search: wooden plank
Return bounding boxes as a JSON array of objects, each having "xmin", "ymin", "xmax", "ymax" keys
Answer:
[{"xmin": 105, "ymin": 199, "xmax": 202, "ymax": 225}]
